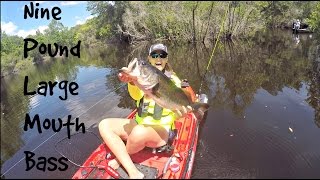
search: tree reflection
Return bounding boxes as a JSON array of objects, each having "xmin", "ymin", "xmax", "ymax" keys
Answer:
[
  {"xmin": 0, "ymin": 55, "xmax": 81, "ymax": 166},
  {"xmin": 306, "ymin": 42, "xmax": 320, "ymax": 128},
  {"xmin": 0, "ymin": 45, "xmax": 130, "ymax": 167},
  {"xmin": 108, "ymin": 31, "xmax": 319, "ymax": 128},
  {"xmin": 150, "ymin": 30, "xmax": 318, "ymax": 126}
]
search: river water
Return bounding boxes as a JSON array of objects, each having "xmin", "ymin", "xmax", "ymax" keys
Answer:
[{"xmin": 1, "ymin": 30, "xmax": 320, "ymax": 178}]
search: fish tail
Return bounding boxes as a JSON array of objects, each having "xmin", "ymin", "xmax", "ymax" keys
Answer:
[{"xmin": 190, "ymin": 103, "xmax": 209, "ymax": 120}]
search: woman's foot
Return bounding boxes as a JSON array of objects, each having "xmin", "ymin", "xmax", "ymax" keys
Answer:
[
  {"xmin": 108, "ymin": 158, "xmax": 144, "ymax": 179},
  {"xmin": 129, "ymin": 170, "xmax": 144, "ymax": 179},
  {"xmin": 108, "ymin": 158, "xmax": 121, "ymax": 169}
]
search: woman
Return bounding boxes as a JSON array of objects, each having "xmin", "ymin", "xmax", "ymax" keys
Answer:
[{"xmin": 98, "ymin": 43, "xmax": 195, "ymax": 179}]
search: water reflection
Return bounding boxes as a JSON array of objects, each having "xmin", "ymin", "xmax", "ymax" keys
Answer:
[
  {"xmin": 1, "ymin": 29, "xmax": 319, "ymax": 178},
  {"xmin": 306, "ymin": 42, "xmax": 320, "ymax": 127}
]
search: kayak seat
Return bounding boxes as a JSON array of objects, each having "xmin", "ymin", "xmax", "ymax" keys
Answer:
[{"xmin": 152, "ymin": 128, "xmax": 178, "ymax": 153}]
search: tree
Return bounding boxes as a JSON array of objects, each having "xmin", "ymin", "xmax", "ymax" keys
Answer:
[
  {"xmin": 306, "ymin": 2, "xmax": 320, "ymax": 31},
  {"xmin": 44, "ymin": 20, "xmax": 68, "ymax": 45}
]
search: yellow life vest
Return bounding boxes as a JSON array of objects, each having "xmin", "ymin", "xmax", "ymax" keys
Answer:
[{"xmin": 128, "ymin": 71, "xmax": 181, "ymax": 130}]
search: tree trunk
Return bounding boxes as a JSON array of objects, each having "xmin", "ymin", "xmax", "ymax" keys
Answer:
[
  {"xmin": 192, "ymin": 2, "xmax": 199, "ymax": 43},
  {"xmin": 202, "ymin": 2, "xmax": 214, "ymax": 43}
]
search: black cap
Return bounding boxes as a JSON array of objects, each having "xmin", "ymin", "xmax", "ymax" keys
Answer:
[{"xmin": 149, "ymin": 43, "xmax": 168, "ymax": 55}]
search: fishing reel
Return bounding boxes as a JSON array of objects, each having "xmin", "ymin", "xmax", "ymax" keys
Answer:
[{"xmin": 198, "ymin": 94, "xmax": 208, "ymax": 104}]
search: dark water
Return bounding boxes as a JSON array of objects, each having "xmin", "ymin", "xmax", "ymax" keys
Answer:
[{"xmin": 1, "ymin": 30, "xmax": 320, "ymax": 179}]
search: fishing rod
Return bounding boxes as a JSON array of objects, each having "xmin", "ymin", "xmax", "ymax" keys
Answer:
[{"xmin": 198, "ymin": 2, "xmax": 230, "ymax": 95}]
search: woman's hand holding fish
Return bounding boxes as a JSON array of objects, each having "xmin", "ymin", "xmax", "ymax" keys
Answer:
[
  {"xmin": 118, "ymin": 72, "xmax": 134, "ymax": 84},
  {"xmin": 175, "ymin": 105, "xmax": 193, "ymax": 117}
]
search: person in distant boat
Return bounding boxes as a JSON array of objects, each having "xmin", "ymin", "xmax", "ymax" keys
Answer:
[
  {"xmin": 293, "ymin": 19, "xmax": 301, "ymax": 30},
  {"xmin": 296, "ymin": 19, "xmax": 301, "ymax": 30},
  {"xmin": 98, "ymin": 43, "xmax": 196, "ymax": 179}
]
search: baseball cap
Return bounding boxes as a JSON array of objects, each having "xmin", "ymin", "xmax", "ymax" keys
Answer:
[{"xmin": 149, "ymin": 43, "xmax": 168, "ymax": 55}]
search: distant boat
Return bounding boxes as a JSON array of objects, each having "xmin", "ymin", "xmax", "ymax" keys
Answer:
[
  {"xmin": 292, "ymin": 21, "xmax": 313, "ymax": 34},
  {"xmin": 292, "ymin": 28, "xmax": 313, "ymax": 33}
]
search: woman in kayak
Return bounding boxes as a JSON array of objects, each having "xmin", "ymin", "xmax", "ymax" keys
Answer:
[{"xmin": 98, "ymin": 43, "xmax": 195, "ymax": 179}]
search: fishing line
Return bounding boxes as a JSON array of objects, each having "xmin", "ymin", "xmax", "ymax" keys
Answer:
[
  {"xmin": 1, "ymin": 83, "xmax": 126, "ymax": 177},
  {"xmin": 198, "ymin": 2, "xmax": 230, "ymax": 94},
  {"xmin": 54, "ymin": 130, "xmax": 104, "ymax": 168},
  {"xmin": 54, "ymin": 130, "xmax": 125, "ymax": 179}
]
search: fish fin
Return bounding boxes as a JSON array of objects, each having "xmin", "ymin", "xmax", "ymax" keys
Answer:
[
  {"xmin": 190, "ymin": 103, "xmax": 210, "ymax": 120},
  {"xmin": 127, "ymin": 58, "xmax": 138, "ymax": 70}
]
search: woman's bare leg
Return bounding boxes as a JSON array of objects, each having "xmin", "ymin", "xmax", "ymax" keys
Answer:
[
  {"xmin": 126, "ymin": 124, "xmax": 169, "ymax": 154},
  {"xmin": 98, "ymin": 118, "xmax": 144, "ymax": 179},
  {"xmin": 107, "ymin": 124, "xmax": 169, "ymax": 167}
]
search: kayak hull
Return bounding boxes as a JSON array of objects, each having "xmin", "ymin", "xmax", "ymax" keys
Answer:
[{"xmin": 72, "ymin": 109, "xmax": 200, "ymax": 179}]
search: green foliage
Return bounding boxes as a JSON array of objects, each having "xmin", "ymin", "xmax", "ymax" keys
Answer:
[
  {"xmin": 1, "ymin": 32, "xmax": 24, "ymax": 56},
  {"xmin": 306, "ymin": 2, "xmax": 320, "ymax": 31},
  {"xmin": 258, "ymin": 1, "xmax": 293, "ymax": 28},
  {"xmin": 1, "ymin": 32, "xmax": 25, "ymax": 76},
  {"xmin": 44, "ymin": 20, "xmax": 69, "ymax": 45},
  {"xmin": 97, "ymin": 24, "xmax": 112, "ymax": 39},
  {"xmin": 86, "ymin": 1, "xmax": 320, "ymax": 42},
  {"xmin": 87, "ymin": 1, "xmax": 128, "ymax": 37},
  {"xmin": 13, "ymin": 58, "xmax": 34, "ymax": 74},
  {"xmin": 2, "ymin": 1, "xmax": 320, "ymax": 77}
]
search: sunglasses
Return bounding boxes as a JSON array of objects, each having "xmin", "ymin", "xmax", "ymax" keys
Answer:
[{"xmin": 151, "ymin": 53, "xmax": 167, "ymax": 59}]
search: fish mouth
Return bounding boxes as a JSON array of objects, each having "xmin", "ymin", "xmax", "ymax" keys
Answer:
[
  {"xmin": 119, "ymin": 58, "xmax": 158, "ymax": 90},
  {"xmin": 120, "ymin": 58, "xmax": 141, "ymax": 77}
]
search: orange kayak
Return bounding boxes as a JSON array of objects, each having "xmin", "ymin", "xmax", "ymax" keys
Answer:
[{"xmin": 72, "ymin": 108, "xmax": 202, "ymax": 179}]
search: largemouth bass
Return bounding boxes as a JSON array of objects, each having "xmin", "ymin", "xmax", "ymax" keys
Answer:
[{"xmin": 119, "ymin": 58, "xmax": 209, "ymax": 119}]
